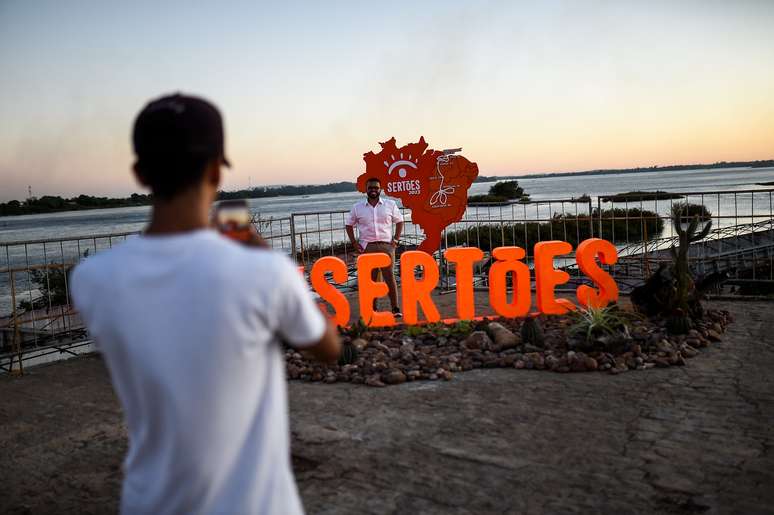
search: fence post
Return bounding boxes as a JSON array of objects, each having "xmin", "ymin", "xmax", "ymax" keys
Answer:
[
  {"xmin": 587, "ymin": 198, "xmax": 594, "ymax": 239},
  {"xmin": 9, "ymin": 270, "xmax": 23, "ymax": 375},
  {"xmin": 289, "ymin": 215, "xmax": 297, "ymax": 263},
  {"xmin": 597, "ymin": 196, "xmax": 603, "ymax": 238}
]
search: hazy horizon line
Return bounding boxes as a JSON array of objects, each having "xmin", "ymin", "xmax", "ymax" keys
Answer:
[{"xmin": 4, "ymin": 157, "xmax": 773, "ymax": 203}]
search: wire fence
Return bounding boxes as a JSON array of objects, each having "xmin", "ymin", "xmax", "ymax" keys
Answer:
[{"xmin": 2, "ymin": 188, "xmax": 773, "ymax": 372}]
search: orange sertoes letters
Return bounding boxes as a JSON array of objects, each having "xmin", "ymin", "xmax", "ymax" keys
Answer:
[
  {"xmin": 534, "ymin": 241, "xmax": 575, "ymax": 315},
  {"xmin": 575, "ymin": 238, "xmax": 619, "ymax": 308},
  {"xmin": 310, "ymin": 256, "xmax": 350, "ymax": 327},
  {"xmin": 488, "ymin": 246, "xmax": 532, "ymax": 318},
  {"xmin": 400, "ymin": 251, "xmax": 441, "ymax": 325},
  {"xmin": 444, "ymin": 247, "xmax": 484, "ymax": 320},
  {"xmin": 357, "ymin": 253, "xmax": 395, "ymax": 327},
  {"xmin": 309, "ymin": 239, "xmax": 619, "ymax": 328}
]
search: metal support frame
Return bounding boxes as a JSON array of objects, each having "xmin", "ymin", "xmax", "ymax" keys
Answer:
[{"xmin": 2, "ymin": 187, "xmax": 773, "ymax": 372}]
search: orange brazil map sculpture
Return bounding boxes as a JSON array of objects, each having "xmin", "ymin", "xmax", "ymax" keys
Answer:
[{"xmin": 357, "ymin": 137, "xmax": 479, "ymax": 253}]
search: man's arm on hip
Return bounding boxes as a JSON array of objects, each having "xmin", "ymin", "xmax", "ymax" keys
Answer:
[
  {"xmin": 393, "ymin": 221, "xmax": 404, "ymax": 245},
  {"xmin": 345, "ymin": 225, "xmax": 363, "ymax": 253}
]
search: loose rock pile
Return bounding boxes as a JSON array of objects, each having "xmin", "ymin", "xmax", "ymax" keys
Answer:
[{"xmin": 284, "ymin": 309, "xmax": 733, "ymax": 387}]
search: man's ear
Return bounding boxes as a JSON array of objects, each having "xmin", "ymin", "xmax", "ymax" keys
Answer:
[
  {"xmin": 206, "ymin": 158, "xmax": 221, "ymax": 188},
  {"xmin": 132, "ymin": 162, "xmax": 149, "ymax": 187}
]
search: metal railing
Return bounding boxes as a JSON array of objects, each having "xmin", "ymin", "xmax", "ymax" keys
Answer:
[
  {"xmin": 0, "ymin": 216, "xmax": 295, "ymax": 374},
  {"xmin": 2, "ymin": 187, "xmax": 773, "ymax": 372},
  {"xmin": 593, "ymin": 188, "xmax": 774, "ymax": 292}
]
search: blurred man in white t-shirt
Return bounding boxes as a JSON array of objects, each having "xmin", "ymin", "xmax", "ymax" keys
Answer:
[{"xmin": 71, "ymin": 93, "xmax": 340, "ymax": 515}]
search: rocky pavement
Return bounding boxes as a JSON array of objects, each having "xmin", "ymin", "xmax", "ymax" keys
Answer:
[{"xmin": 1, "ymin": 298, "xmax": 773, "ymax": 514}]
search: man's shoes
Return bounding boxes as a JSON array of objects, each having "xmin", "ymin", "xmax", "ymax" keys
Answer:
[{"xmin": 392, "ymin": 307, "xmax": 402, "ymax": 319}]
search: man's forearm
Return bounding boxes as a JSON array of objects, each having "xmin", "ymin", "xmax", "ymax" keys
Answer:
[
  {"xmin": 393, "ymin": 222, "xmax": 403, "ymax": 241},
  {"xmin": 345, "ymin": 226, "xmax": 360, "ymax": 249}
]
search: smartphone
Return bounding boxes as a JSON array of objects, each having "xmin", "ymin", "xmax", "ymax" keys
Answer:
[{"xmin": 213, "ymin": 200, "xmax": 252, "ymax": 242}]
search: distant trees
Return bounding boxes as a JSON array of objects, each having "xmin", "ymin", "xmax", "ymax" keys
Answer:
[
  {"xmin": 217, "ymin": 182, "xmax": 355, "ymax": 200},
  {"xmin": 0, "ymin": 194, "xmax": 151, "ymax": 216},
  {"xmin": 0, "ymin": 183, "xmax": 363, "ymax": 217}
]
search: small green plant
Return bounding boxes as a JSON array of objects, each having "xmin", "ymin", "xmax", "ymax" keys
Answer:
[
  {"xmin": 343, "ymin": 317, "xmax": 368, "ymax": 339},
  {"xmin": 404, "ymin": 320, "xmax": 474, "ymax": 339},
  {"xmin": 569, "ymin": 305, "xmax": 636, "ymax": 343},
  {"xmin": 449, "ymin": 320, "xmax": 475, "ymax": 336},
  {"xmin": 425, "ymin": 322, "xmax": 451, "ymax": 337},
  {"xmin": 405, "ymin": 325, "xmax": 426, "ymax": 337}
]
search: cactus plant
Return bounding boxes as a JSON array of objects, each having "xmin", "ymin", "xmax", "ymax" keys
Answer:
[
  {"xmin": 520, "ymin": 317, "xmax": 545, "ymax": 347},
  {"xmin": 666, "ymin": 309, "xmax": 693, "ymax": 335},
  {"xmin": 338, "ymin": 342, "xmax": 359, "ymax": 366},
  {"xmin": 670, "ymin": 202, "xmax": 712, "ymax": 318},
  {"xmin": 633, "ymin": 203, "xmax": 713, "ymax": 321}
]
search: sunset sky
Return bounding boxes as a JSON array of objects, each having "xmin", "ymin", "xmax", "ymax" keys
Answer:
[{"xmin": 1, "ymin": 0, "xmax": 773, "ymax": 201}]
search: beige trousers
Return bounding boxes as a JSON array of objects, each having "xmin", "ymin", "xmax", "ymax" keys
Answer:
[{"xmin": 364, "ymin": 242, "xmax": 399, "ymax": 310}]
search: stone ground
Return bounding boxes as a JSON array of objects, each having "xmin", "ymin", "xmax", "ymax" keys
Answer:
[{"xmin": 1, "ymin": 296, "xmax": 773, "ymax": 514}]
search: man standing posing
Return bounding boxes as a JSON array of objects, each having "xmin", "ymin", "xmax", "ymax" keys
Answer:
[
  {"xmin": 345, "ymin": 177, "xmax": 404, "ymax": 317},
  {"xmin": 71, "ymin": 93, "xmax": 340, "ymax": 515}
]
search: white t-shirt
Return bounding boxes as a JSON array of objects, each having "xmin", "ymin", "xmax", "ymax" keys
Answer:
[
  {"xmin": 345, "ymin": 197, "xmax": 404, "ymax": 247},
  {"xmin": 70, "ymin": 229, "xmax": 325, "ymax": 515}
]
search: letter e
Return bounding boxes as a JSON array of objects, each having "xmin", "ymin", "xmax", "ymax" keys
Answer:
[
  {"xmin": 400, "ymin": 251, "xmax": 441, "ymax": 324},
  {"xmin": 534, "ymin": 241, "xmax": 575, "ymax": 315},
  {"xmin": 357, "ymin": 253, "xmax": 395, "ymax": 327}
]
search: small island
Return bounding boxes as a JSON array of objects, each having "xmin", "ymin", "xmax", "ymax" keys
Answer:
[
  {"xmin": 604, "ymin": 191, "xmax": 684, "ymax": 202},
  {"xmin": 468, "ymin": 180, "xmax": 530, "ymax": 205}
]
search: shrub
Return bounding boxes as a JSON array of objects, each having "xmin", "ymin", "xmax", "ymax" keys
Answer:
[
  {"xmin": 18, "ymin": 266, "xmax": 72, "ymax": 312},
  {"xmin": 444, "ymin": 208, "xmax": 663, "ymax": 250},
  {"xmin": 594, "ymin": 207, "xmax": 665, "ymax": 242},
  {"xmin": 673, "ymin": 202, "xmax": 712, "ymax": 223}
]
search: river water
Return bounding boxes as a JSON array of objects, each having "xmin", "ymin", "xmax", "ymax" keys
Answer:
[
  {"xmin": 2, "ymin": 167, "xmax": 773, "ymax": 244},
  {"xmin": 1, "ymin": 167, "xmax": 773, "ymax": 316}
]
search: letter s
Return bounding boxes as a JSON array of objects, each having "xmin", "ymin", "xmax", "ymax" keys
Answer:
[
  {"xmin": 310, "ymin": 256, "xmax": 350, "ymax": 326},
  {"xmin": 575, "ymin": 238, "xmax": 619, "ymax": 308}
]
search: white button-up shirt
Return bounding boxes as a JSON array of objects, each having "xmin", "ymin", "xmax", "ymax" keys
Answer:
[{"xmin": 346, "ymin": 197, "xmax": 404, "ymax": 247}]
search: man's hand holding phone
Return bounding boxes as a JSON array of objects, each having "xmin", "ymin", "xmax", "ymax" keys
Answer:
[{"xmin": 213, "ymin": 200, "xmax": 269, "ymax": 248}]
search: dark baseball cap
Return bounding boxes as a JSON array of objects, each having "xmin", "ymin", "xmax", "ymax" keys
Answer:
[{"xmin": 132, "ymin": 93, "xmax": 231, "ymax": 167}]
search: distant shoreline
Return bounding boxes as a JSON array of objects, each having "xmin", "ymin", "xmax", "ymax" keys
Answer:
[
  {"xmin": 2, "ymin": 160, "xmax": 773, "ymax": 217},
  {"xmin": 503, "ymin": 160, "xmax": 774, "ymax": 180}
]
